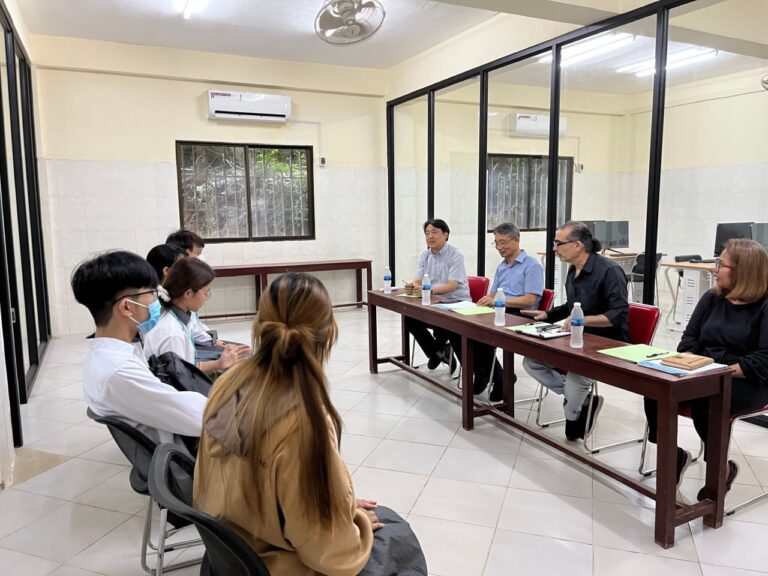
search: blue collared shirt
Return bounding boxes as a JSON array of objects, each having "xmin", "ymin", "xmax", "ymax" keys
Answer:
[
  {"xmin": 490, "ymin": 249, "xmax": 544, "ymax": 309},
  {"xmin": 416, "ymin": 243, "xmax": 471, "ymax": 302}
]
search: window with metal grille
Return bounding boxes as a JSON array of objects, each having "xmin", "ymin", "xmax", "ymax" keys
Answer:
[
  {"xmin": 176, "ymin": 141, "xmax": 315, "ymax": 242},
  {"xmin": 486, "ymin": 154, "xmax": 573, "ymax": 232}
]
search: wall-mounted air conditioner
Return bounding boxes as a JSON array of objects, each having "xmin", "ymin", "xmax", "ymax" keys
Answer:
[
  {"xmin": 507, "ymin": 113, "xmax": 567, "ymax": 137},
  {"xmin": 208, "ymin": 90, "xmax": 291, "ymax": 122}
]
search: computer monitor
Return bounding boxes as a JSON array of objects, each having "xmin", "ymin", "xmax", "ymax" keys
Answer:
[
  {"xmin": 752, "ymin": 223, "xmax": 768, "ymax": 251},
  {"xmin": 714, "ymin": 222, "xmax": 753, "ymax": 257},
  {"xmin": 580, "ymin": 220, "xmax": 605, "ymax": 240},
  {"xmin": 604, "ymin": 220, "xmax": 629, "ymax": 249}
]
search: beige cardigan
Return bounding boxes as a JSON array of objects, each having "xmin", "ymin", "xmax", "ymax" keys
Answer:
[{"xmin": 194, "ymin": 392, "xmax": 373, "ymax": 576}]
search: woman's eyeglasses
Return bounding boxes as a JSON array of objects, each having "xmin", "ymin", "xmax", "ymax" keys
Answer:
[{"xmin": 715, "ymin": 258, "xmax": 733, "ymax": 272}]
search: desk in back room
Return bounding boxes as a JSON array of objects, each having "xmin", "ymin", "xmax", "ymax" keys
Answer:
[
  {"xmin": 367, "ymin": 289, "xmax": 733, "ymax": 549},
  {"xmin": 659, "ymin": 261, "xmax": 716, "ymax": 330},
  {"xmin": 205, "ymin": 259, "xmax": 372, "ymax": 319}
]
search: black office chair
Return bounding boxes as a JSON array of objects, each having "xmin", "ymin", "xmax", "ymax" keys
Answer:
[
  {"xmin": 149, "ymin": 443, "xmax": 272, "ymax": 576},
  {"xmin": 86, "ymin": 409, "xmax": 202, "ymax": 575},
  {"xmin": 628, "ymin": 252, "xmax": 662, "ymax": 303}
]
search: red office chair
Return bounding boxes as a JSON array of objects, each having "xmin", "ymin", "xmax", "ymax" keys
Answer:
[
  {"xmin": 535, "ymin": 303, "xmax": 661, "ymax": 454},
  {"xmin": 467, "ymin": 276, "xmax": 490, "ymax": 303},
  {"xmin": 638, "ymin": 399, "xmax": 768, "ymax": 515},
  {"xmin": 451, "ymin": 276, "xmax": 490, "ymax": 382}
]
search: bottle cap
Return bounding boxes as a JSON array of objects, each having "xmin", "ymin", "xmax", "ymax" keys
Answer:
[{"xmin": 574, "ymin": 301, "xmax": 581, "ymax": 306}]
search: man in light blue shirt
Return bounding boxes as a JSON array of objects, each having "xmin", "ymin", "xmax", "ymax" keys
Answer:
[
  {"xmin": 475, "ymin": 222, "xmax": 544, "ymax": 401},
  {"xmin": 404, "ymin": 219, "xmax": 469, "ymax": 370}
]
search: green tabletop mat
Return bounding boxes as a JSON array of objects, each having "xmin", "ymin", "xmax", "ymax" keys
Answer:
[{"xmin": 597, "ymin": 344, "xmax": 674, "ymax": 363}]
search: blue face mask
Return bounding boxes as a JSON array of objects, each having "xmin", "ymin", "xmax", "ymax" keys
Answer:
[{"xmin": 129, "ymin": 299, "xmax": 162, "ymax": 335}]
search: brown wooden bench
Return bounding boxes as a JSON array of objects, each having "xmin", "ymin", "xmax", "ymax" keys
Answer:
[{"xmin": 203, "ymin": 259, "xmax": 372, "ymax": 319}]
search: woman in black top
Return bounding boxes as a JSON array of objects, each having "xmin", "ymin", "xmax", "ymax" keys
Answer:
[{"xmin": 645, "ymin": 239, "xmax": 768, "ymax": 497}]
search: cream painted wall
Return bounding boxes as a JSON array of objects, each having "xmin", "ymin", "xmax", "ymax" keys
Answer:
[
  {"xmin": 386, "ymin": 13, "xmax": 577, "ymax": 100},
  {"xmin": 32, "ymin": 36, "xmax": 389, "ymax": 335}
]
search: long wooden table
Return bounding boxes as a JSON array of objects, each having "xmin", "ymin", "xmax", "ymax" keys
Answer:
[
  {"xmin": 205, "ymin": 259, "xmax": 372, "ymax": 319},
  {"xmin": 367, "ymin": 289, "xmax": 732, "ymax": 549}
]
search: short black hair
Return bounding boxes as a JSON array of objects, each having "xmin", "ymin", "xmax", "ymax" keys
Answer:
[
  {"xmin": 423, "ymin": 219, "xmax": 450, "ymax": 236},
  {"xmin": 71, "ymin": 251, "xmax": 158, "ymax": 327},
  {"xmin": 560, "ymin": 221, "xmax": 603, "ymax": 253},
  {"xmin": 146, "ymin": 244, "xmax": 185, "ymax": 281},
  {"xmin": 166, "ymin": 229, "xmax": 205, "ymax": 252}
]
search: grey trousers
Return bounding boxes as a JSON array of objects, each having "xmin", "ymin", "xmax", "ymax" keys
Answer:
[
  {"xmin": 522, "ymin": 358, "xmax": 595, "ymax": 421},
  {"xmin": 358, "ymin": 506, "xmax": 428, "ymax": 576}
]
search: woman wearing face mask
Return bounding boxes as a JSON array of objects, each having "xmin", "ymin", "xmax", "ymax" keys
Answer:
[
  {"xmin": 143, "ymin": 257, "xmax": 249, "ymax": 374},
  {"xmin": 644, "ymin": 239, "xmax": 768, "ymax": 497}
]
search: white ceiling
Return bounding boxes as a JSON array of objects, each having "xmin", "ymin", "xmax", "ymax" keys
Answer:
[{"xmin": 16, "ymin": 0, "xmax": 500, "ymax": 68}]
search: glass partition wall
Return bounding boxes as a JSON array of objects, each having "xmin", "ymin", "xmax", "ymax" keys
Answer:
[
  {"xmin": 388, "ymin": 0, "xmax": 760, "ymax": 321},
  {"xmin": 658, "ymin": 0, "xmax": 768, "ymax": 335},
  {"xmin": 434, "ymin": 78, "xmax": 480, "ymax": 275},
  {"xmin": 558, "ymin": 16, "xmax": 657, "ymax": 304}
]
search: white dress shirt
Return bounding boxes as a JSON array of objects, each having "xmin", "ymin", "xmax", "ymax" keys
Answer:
[
  {"xmin": 83, "ymin": 337, "xmax": 206, "ymax": 444},
  {"xmin": 189, "ymin": 312, "xmax": 214, "ymax": 345},
  {"xmin": 142, "ymin": 309, "xmax": 196, "ymax": 365}
]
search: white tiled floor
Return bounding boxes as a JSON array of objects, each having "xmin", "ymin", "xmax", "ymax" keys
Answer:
[{"xmin": 3, "ymin": 307, "xmax": 768, "ymax": 575}]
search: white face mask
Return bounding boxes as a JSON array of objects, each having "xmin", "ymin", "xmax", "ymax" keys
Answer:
[{"xmin": 197, "ymin": 254, "xmax": 207, "ymax": 262}]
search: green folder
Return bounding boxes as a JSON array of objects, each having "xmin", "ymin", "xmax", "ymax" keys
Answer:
[
  {"xmin": 453, "ymin": 306, "xmax": 495, "ymax": 316},
  {"xmin": 597, "ymin": 344, "xmax": 674, "ymax": 363}
]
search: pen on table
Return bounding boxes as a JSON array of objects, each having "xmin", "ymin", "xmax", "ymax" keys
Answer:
[{"xmin": 646, "ymin": 352, "xmax": 666, "ymax": 358}]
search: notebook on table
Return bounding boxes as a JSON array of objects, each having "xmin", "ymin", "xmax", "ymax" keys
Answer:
[{"xmin": 506, "ymin": 322, "xmax": 571, "ymax": 339}]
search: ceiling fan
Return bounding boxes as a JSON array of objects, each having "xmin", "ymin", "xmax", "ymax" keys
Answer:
[{"xmin": 314, "ymin": 0, "xmax": 386, "ymax": 46}]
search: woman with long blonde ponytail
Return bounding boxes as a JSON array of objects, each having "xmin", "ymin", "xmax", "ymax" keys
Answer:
[{"xmin": 194, "ymin": 273, "xmax": 426, "ymax": 576}]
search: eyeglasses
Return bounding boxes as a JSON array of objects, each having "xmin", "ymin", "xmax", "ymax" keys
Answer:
[
  {"xmin": 715, "ymin": 258, "xmax": 733, "ymax": 272},
  {"xmin": 552, "ymin": 239, "xmax": 576, "ymax": 248},
  {"xmin": 490, "ymin": 238, "xmax": 517, "ymax": 248},
  {"xmin": 204, "ymin": 288, "xmax": 213, "ymax": 301},
  {"xmin": 112, "ymin": 288, "xmax": 158, "ymax": 305}
]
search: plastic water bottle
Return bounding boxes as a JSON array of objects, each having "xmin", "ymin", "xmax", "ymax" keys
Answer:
[
  {"xmin": 494, "ymin": 288, "xmax": 506, "ymax": 326},
  {"xmin": 570, "ymin": 302, "xmax": 584, "ymax": 349},
  {"xmin": 421, "ymin": 274, "xmax": 431, "ymax": 305},
  {"xmin": 383, "ymin": 265, "xmax": 392, "ymax": 294}
]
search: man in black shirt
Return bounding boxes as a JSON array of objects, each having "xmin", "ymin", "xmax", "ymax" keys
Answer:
[{"xmin": 522, "ymin": 221, "xmax": 629, "ymax": 441}]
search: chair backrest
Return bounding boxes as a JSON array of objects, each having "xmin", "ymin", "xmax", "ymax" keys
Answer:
[
  {"xmin": 675, "ymin": 254, "xmax": 702, "ymax": 277},
  {"xmin": 87, "ymin": 407, "xmax": 158, "ymax": 494},
  {"xmin": 628, "ymin": 303, "xmax": 661, "ymax": 345},
  {"xmin": 538, "ymin": 288, "xmax": 555, "ymax": 311},
  {"xmin": 630, "ymin": 252, "xmax": 663, "ymax": 276},
  {"xmin": 149, "ymin": 444, "xmax": 271, "ymax": 576},
  {"xmin": 467, "ymin": 276, "xmax": 490, "ymax": 303}
]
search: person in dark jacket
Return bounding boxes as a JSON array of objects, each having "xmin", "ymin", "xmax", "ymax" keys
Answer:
[
  {"xmin": 522, "ymin": 221, "xmax": 629, "ymax": 442},
  {"xmin": 645, "ymin": 238, "xmax": 768, "ymax": 495}
]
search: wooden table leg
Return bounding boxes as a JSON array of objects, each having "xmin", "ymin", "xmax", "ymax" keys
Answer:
[
  {"xmin": 703, "ymin": 373, "xmax": 732, "ymax": 528},
  {"xmin": 461, "ymin": 335, "xmax": 474, "ymax": 431},
  {"xmin": 655, "ymin": 394, "xmax": 679, "ymax": 548},
  {"xmin": 368, "ymin": 303, "xmax": 378, "ymax": 374},
  {"xmin": 401, "ymin": 320, "xmax": 411, "ymax": 365},
  {"xmin": 502, "ymin": 350, "xmax": 515, "ymax": 418},
  {"xmin": 356, "ymin": 268, "xmax": 364, "ymax": 309}
]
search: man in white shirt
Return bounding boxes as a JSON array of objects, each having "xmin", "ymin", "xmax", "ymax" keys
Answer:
[{"xmin": 72, "ymin": 251, "xmax": 207, "ymax": 444}]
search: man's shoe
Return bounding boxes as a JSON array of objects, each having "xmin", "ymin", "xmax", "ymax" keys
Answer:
[
  {"xmin": 489, "ymin": 372, "xmax": 516, "ymax": 403},
  {"xmin": 427, "ymin": 356, "xmax": 442, "ymax": 370},
  {"xmin": 583, "ymin": 395, "xmax": 604, "ymax": 442},
  {"xmin": 696, "ymin": 460, "xmax": 738, "ymax": 501},
  {"xmin": 565, "ymin": 417, "xmax": 582, "ymax": 441},
  {"xmin": 473, "ymin": 378, "xmax": 489, "ymax": 395},
  {"xmin": 676, "ymin": 447, "xmax": 693, "ymax": 488},
  {"xmin": 439, "ymin": 349, "xmax": 458, "ymax": 374}
]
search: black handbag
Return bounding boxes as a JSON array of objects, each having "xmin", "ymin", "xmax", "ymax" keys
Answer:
[{"xmin": 148, "ymin": 351, "xmax": 213, "ymax": 397}]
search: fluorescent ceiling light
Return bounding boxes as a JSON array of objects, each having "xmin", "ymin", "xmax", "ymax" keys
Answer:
[
  {"xmin": 633, "ymin": 48, "xmax": 718, "ymax": 77},
  {"xmin": 173, "ymin": 0, "xmax": 208, "ymax": 20},
  {"xmin": 616, "ymin": 47, "xmax": 717, "ymax": 75},
  {"xmin": 538, "ymin": 33, "xmax": 635, "ymax": 67}
]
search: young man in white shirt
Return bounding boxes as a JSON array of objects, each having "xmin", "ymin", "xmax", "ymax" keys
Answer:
[{"xmin": 72, "ymin": 250, "xmax": 207, "ymax": 444}]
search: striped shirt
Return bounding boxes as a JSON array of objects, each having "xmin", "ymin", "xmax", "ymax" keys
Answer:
[{"xmin": 416, "ymin": 243, "xmax": 471, "ymax": 302}]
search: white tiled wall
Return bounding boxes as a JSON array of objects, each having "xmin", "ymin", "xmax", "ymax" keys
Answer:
[{"xmin": 42, "ymin": 159, "xmax": 387, "ymax": 335}]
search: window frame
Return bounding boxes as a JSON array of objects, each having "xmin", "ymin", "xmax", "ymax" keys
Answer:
[
  {"xmin": 175, "ymin": 140, "xmax": 316, "ymax": 243},
  {"xmin": 486, "ymin": 153, "xmax": 573, "ymax": 233}
]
